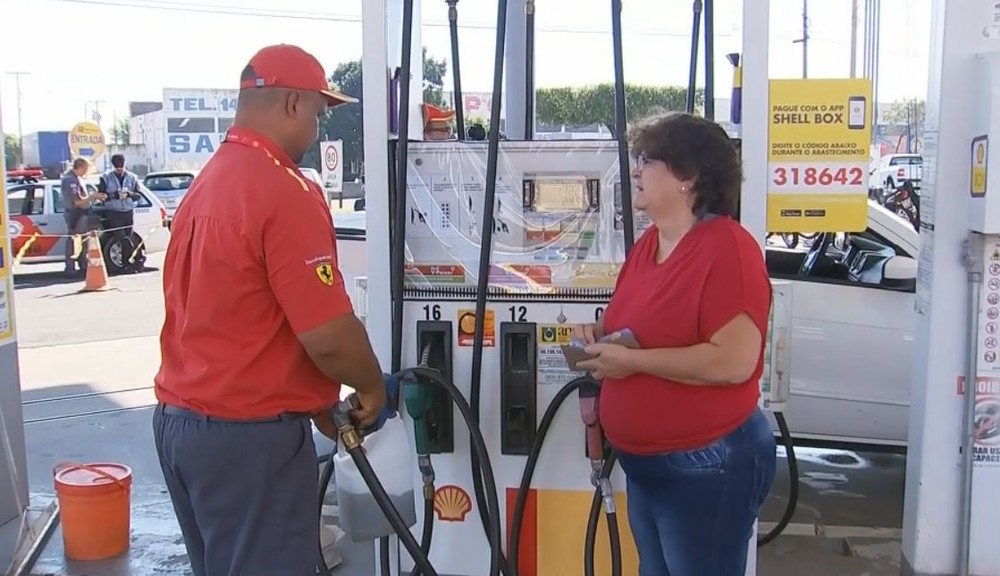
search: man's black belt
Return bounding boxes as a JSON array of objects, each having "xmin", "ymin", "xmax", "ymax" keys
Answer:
[{"xmin": 158, "ymin": 403, "xmax": 312, "ymax": 423}]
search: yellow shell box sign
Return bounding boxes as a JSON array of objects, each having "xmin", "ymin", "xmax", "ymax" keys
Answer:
[{"xmin": 767, "ymin": 78, "xmax": 873, "ymax": 233}]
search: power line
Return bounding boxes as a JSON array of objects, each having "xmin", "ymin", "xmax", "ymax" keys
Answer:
[{"xmin": 42, "ymin": 0, "xmax": 728, "ymax": 38}]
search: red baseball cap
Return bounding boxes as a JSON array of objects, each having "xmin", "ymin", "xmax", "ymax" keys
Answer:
[{"xmin": 240, "ymin": 44, "xmax": 358, "ymax": 108}]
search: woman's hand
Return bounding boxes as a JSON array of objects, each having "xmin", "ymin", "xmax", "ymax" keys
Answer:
[
  {"xmin": 576, "ymin": 343, "xmax": 637, "ymax": 379},
  {"xmin": 573, "ymin": 323, "xmax": 603, "ymax": 345}
]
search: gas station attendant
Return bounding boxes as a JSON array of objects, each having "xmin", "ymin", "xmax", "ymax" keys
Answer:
[
  {"xmin": 575, "ymin": 112, "xmax": 777, "ymax": 576},
  {"xmin": 152, "ymin": 44, "xmax": 387, "ymax": 576}
]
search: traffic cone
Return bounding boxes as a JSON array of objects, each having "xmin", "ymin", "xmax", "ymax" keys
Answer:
[{"xmin": 80, "ymin": 231, "xmax": 111, "ymax": 292}]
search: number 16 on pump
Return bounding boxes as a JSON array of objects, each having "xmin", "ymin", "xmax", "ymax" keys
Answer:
[{"xmin": 766, "ymin": 78, "xmax": 874, "ymax": 234}]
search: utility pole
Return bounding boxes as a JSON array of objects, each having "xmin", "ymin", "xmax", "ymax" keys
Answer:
[
  {"xmin": 850, "ymin": 0, "xmax": 859, "ymax": 77},
  {"xmin": 4, "ymin": 71, "xmax": 28, "ymax": 165},
  {"xmin": 84, "ymin": 100, "xmax": 106, "ymax": 128},
  {"xmin": 791, "ymin": 0, "xmax": 809, "ymax": 78}
]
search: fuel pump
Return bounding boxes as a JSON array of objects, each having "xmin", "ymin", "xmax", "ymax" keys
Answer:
[
  {"xmin": 900, "ymin": 9, "xmax": 1000, "ymax": 570},
  {"xmin": 956, "ymin": 48, "xmax": 1000, "ymax": 576},
  {"xmin": 340, "ymin": 1, "xmax": 792, "ymax": 575}
]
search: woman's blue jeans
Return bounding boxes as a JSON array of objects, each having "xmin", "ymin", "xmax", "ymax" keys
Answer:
[{"xmin": 616, "ymin": 408, "xmax": 777, "ymax": 576}]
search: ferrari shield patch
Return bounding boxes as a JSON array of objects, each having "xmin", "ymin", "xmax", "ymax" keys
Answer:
[{"xmin": 315, "ymin": 262, "xmax": 335, "ymax": 286}]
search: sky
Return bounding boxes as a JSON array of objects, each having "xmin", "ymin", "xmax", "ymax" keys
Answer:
[{"xmin": 0, "ymin": 0, "xmax": 929, "ymax": 136}]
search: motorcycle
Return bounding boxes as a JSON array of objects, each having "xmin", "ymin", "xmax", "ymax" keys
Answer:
[
  {"xmin": 883, "ymin": 181, "xmax": 920, "ymax": 231},
  {"xmin": 766, "ymin": 231, "xmax": 820, "ymax": 250}
]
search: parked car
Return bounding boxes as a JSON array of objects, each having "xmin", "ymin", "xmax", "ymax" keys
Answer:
[
  {"xmin": 299, "ymin": 167, "xmax": 324, "ymax": 189},
  {"xmin": 6, "ymin": 179, "xmax": 171, "ymax": 274},
  {"xmin": 767, "ymin": 200, "xmax": 917, "ymax": 448},
  {"xmin": 143, "ymin": 170, "xmax": 199, "ymax": 227},
  {"xmin": 871, "ymin": 153, "xmax": 922, "ymax": 191},
  {"xmin": 328, "ymin": 203, "xmax": 919, "ymax": 449}
]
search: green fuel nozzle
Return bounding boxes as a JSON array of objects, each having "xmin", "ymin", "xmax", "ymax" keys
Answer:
[{"xmin": 404, "ymin": 372, "xmax": 434, "ymax": 455}]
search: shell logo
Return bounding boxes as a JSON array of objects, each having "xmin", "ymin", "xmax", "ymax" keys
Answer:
[{"xmin": 433, "ymin": 484, "xmax": 472, "ymax": 522}]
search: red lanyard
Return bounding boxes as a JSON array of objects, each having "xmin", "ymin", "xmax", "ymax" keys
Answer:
[{"xmin": 224, "ymin": 130, "xmax": 311, "ymax": 194}]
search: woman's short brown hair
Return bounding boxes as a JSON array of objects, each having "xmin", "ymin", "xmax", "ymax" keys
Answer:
[{"xmin": 628, "ymin": 112, "xmax": 743, "ymax": 217}]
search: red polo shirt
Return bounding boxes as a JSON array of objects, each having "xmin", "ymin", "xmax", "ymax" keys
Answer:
[
  {"xmin": 598, "ymin": 217, "xmax": 772, "ymax": 454},
  {"xmin": 154, "ymin": 127, "xmax": 354, "ymax": 419}
]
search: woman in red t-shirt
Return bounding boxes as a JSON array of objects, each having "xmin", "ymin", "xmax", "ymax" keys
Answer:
[{"xmin": 576, "ymin": 112, "xmax": 776, "ymax": 576}]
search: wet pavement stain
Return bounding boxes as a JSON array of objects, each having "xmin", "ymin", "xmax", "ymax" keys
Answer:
[{"xmin": 30, "ymin": 487, "xmax": 193, "ymax": 576}]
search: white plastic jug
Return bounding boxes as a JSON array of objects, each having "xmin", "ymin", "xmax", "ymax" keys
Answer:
[{"xmin": 334, "ymin": 414, "xmax": 417, "ymax": 542}]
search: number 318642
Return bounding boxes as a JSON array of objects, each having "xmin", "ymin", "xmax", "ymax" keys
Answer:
[{"xmin": 772, "ymin": 166, "xmax": 864, "ymax": 187}]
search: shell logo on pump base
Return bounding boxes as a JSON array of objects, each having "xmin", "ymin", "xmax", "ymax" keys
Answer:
[{"xmin": 433, "ymin": 485, "xmax": 472, "ymax": 522}]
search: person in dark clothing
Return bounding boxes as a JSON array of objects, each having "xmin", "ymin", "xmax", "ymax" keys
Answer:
[
  {"xmin": 60, "ymin": 157, "xmax": 106, "ymax": 277},
  {"xmin": 97, "ymin": 154, "xmax": 146, "ymax": 272}
]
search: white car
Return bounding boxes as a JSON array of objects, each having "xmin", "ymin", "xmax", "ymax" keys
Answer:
[
  {"xmin": 768, "ymin": 201, "xmax": 918, "ymax": 448},
  {"xmin": 327, "ymin": 204, "xmax": 919, "ymax": 449},
  {"xmin": 6, "ymin": 178, "xmax": 171, "ymax": 274},
  {"xmin": 143, "ymin": 171, "xmax": 199, "ymax": 226},
  {"xmin": 300, "ymin": 167, "xmax": 324, "ymax": 189}
]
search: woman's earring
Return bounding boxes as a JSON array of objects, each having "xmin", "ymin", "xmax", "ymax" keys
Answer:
[{"xmin": 679, "ymin": 185, "xmax": 689, "ymax": 194}]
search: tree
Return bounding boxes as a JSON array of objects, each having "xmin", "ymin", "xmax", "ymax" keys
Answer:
[
  {"xmin": 878, "ymin": 98, "xmax": 924, "ymax": 153},
  {"xmin": 880, "ymin": 98, "xmax": 924, "ymax": 128},
  {"xmin": 423, "ymin": 47, "xmax": 447, "ymax": 108},
  {"xmin": 301, "ymin": 49, "xmax": 449, "ymax": 178},
  {"xmin": 299, "ymin": 50, "xmax": 694, "ymax": 175},
  {"xmin": 3, "ymin": 133, "xmax": 21, "ymax": 168},
  {"xmin": 111, "ymin": 119, "xmax": 130, "ymax": 145},
  {"xmin": 536, "ymin": 84, "xmax": 699, "ymax": 135}
]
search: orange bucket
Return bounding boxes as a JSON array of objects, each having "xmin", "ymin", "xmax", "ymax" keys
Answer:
[{"xmin": 53, "ymin": 462, "xmax": 133, "ymax": 561}]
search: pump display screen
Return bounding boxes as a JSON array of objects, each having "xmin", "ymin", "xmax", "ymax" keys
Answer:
[
  {"xmin": 532, "ymin": 179, "xmax": 589, "ymax": 213},
  {"xmin": 402, "ymin": 141, "xmax": 628, "ymax": 294}
]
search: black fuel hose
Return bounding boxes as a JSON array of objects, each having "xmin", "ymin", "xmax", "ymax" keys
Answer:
[
  {"xmin": 317, "ymin": 440, "xmax": 337, "ymax": 576},
  {"xmin": 610, "ymin": 0, "xmax": 634, "ymax": 254},
  {"xmin": 584, "ymin": 452, "xmax": 621, "ymax": 576},
  {"xmin": 397, "ymin": 366, "xmax": 505, "ymax": 576},
  {"xmin": 338, "ymin": 432, "xmax": 440, "ymax": 576},
  {"xmin": 686, "ymin": 0, "xmax": 703, "ymax": 114},
  {"xmin": 468, "ymin": 1, "xmax": 512, "ymax": 574},
  {"xmin": 446, "ymin": 0, "xmax": 465, "ymax": 139},
  {"xmin": 388, "ymin": 0, "xmax": 417, "ymax": 570},
  {"xmin": 509, "ymin": 376, "xmax": 621, "ymax": 576},
  {"xmin": 408, "ymin": 497, "xmax": 435, "ymax": 576},
  {"xmin": 758, "ymin": 410, "xmax": 798, "ymax": 547}
]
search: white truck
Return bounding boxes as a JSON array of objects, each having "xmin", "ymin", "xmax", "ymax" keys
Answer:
[{"xmin": 871, "ymin": 153, "xmax": 923, "ymax": 191}]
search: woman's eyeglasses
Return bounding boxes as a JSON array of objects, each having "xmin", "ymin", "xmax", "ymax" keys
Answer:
[{"xmin": 634, "ymin": 152, "xmax": 654, "ymax": 170}]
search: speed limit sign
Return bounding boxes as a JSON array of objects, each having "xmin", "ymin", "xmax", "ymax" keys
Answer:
[{"xmin": 320, "ymin": 140, "xmax": 343, "ymax": 192}]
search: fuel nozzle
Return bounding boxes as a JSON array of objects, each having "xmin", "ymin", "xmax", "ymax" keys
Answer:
[
  {"xmin": 332, "ymin": 373, "xmax": 402, "ymax": 449},
  {"xmin": 332, "ymin": 394, "xmax": 363, "ymax": 450},
  {"xmin": 404, "ymin": 372, "xmax": 434, "ymax": 455},
  {"xmin": 578, "ymin": 377, "xmax": 605, "ymax": 485},
  {"xmin": 403, "ymin": 371, "xmax": 437, "ymax": 499}
]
